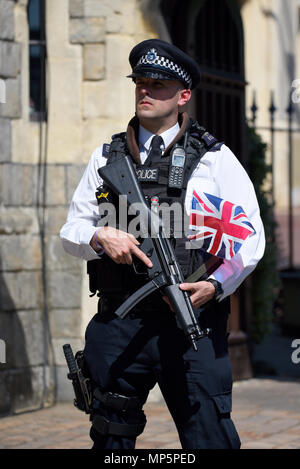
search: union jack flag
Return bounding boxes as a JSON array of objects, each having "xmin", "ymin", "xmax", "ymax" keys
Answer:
[{"xmin": 189, "ymin": 190, "xmax": 256, "ymax": 260}]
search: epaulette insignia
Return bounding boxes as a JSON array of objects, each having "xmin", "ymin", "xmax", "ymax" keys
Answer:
[
  {"xmin": 102, "ymin": 144, "xmax": 110, "ymax": 157},
  {"xmin": 202, "ymin": 132, "xmax": 218, "ymax": 148}
]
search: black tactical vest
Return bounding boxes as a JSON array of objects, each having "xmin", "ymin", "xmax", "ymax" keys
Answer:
[{"xmin": 88, "ymin": 118, "xmax": 223, "ymax": 306}]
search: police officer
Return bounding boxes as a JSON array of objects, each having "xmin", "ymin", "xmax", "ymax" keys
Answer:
[{"xmin": 60, "ymin": 39, "xmax": 265, "ymax": 449}]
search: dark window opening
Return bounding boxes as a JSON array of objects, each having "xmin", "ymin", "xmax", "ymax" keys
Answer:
[
  {"xmin": 194, "ymin": 0, "xmax": 241, "ymax": 77},
  {"xmin": 28, "ymin": 0, "xmax": 46, "ymax": 121},
  {"xmin": 160, "ymin": 0, "xmax": 246, "ymax": 162}
]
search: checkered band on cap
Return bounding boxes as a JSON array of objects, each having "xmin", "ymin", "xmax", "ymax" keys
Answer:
[{"xmin": 137, "ymin": 48, "xmax": 192, "ymax": 87}]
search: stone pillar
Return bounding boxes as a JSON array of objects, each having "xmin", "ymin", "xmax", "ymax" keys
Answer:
[{"xmin": 228, "ymin": 293, "xmax": 253, "ymax": 381}]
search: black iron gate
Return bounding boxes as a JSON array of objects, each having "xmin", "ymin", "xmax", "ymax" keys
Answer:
[
  {"xmin": 250, "ymin": 89, "xmax": 300, "ymax": 331},
  {"xmin": 250, "ymin": 90, "xmax": 300, "ymax": 271}
]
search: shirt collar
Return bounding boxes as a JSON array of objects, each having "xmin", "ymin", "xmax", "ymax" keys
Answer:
[{"xmin": 139, "ymin": 122, "xmax": 180, "ymax": 152}]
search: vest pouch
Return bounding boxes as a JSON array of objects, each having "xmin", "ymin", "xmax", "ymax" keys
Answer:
[{"xmin": 87, "ymin": 256, "xmax": 136, "ymax": 296}]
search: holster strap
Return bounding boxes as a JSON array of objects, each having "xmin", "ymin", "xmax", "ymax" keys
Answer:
[
  {"xmin": 92, "ymin": 414, "xmax": 146, "ymax": 437},
  {"xmin": 93, "ymin": 388, "xmax": 142, "ymax": 413}
]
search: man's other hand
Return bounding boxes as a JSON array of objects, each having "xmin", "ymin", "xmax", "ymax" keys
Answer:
[{"xmin": 163, "ymin": 281, "xmax": 215, "ymax": 310}]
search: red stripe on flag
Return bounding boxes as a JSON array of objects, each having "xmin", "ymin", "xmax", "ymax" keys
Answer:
[{"xmin": 193, "ymin": 190, "xmax": 214, "ymax": 213}]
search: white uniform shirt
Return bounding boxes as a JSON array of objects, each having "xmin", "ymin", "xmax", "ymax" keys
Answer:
[{"xmin": 60, "ymin": 123, "xmax": 265, "ymax": 300}]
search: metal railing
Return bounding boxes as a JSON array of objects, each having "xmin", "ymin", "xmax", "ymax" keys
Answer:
[{"xmin": 250, "ymin": 90, "xmax": 300, "ymax": 270}]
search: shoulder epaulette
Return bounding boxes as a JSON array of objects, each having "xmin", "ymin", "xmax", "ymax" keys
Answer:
[
  {"xmin": 201, "ymin": 131, "xmax": 218, "ymax": 148},
  {"xmin": 189, "ymin": 119, "xmax": 223, "ymax": 150},
  {"xmin": 111, "ymin": 132, "xmax": 126, "ymax": 141},
  {"xmin": 102, "ymin": 143, "xmax": 110, "ymax": 157},
  {"xmin": 200, "ymin": 132, "xmax": 224, "ymax": 152},
  {"xmin": 209, "ymin": 141, "xmax": 224, "ymax": 152}
]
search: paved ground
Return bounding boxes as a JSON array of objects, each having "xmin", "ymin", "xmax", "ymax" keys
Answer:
[{"xmin": 0, "ymin": 377, "xmax": 300, "ymax": 449}]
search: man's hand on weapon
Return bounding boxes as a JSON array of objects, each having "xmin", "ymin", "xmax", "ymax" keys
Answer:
[
  {"xmin": 163, "ymin": 281, "xmax": 215, "ymax": 310},
  {"xmin": 94, "ymin": 226, "xmax": 153, "ymax": 268}
]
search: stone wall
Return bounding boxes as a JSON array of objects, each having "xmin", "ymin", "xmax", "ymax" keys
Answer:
[
  {"xmin": 0, "ymin": 0, "xmax": 33, "ymax": 414},
  {"xmin": 0, "ymin": 0, "xmax": 160, "ymax": 415},
  {"xmin": 0, "ymin": 161, "xmax": 87, "ymax": 413}
]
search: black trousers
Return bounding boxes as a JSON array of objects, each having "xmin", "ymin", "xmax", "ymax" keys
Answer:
[{"xmin": 83, "ymin": 298, "xmax": 241, "ymax": 449}]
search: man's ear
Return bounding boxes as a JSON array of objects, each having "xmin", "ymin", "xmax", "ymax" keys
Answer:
[{"xmin": 178, "ymin": 89, "xmax": 191, "ymax": 107}]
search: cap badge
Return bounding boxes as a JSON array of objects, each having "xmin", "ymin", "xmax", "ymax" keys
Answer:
[{"xmin": 145, "ymin": 48, "xmax": 157, "ymax": 64}]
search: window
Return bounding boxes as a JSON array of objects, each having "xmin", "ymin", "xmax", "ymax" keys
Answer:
[{"xmin": 28, "ymin": 0, "xmax": 46, "ymax": 120}]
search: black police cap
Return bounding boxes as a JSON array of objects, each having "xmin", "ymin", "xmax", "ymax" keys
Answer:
[{"xmin": 127, "ymin": 39, "xmax": 201, "ymax": 90}]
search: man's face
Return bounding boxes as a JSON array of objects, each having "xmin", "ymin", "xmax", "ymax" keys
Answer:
[{"xmin": 135, "ymin": 77, "xmax": 190, "ymax": 125}]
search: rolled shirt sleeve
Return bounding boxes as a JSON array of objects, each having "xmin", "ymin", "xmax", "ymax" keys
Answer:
[
  {"xmin": 60, "ymin": 146, "xmax": 106, "ymax": 261},
  {"xmin": 186, "ymin": 144, "xmax": 266, "ymax": 300}
]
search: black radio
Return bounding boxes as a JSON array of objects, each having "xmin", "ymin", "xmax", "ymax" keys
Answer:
[{"xmin": 168, "ymin": 144, "xmax": 186, "ymax": 189}]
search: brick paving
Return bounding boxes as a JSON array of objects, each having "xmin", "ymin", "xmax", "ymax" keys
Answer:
[{"xmin": 0, "ymin": 378, "xmax": 300, "ymax": 449}]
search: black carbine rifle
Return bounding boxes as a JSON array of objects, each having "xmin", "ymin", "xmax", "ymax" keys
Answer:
[{"xmin": 98, "ymin": 156, "xmax": 210, "ymax": 351}]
